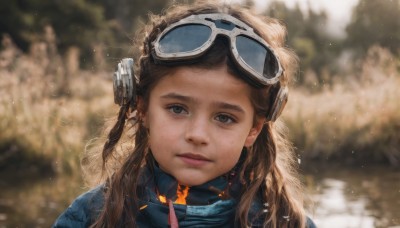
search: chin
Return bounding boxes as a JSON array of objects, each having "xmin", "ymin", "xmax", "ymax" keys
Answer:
[{"xmin": 176, "ymin": 177, "xmax": 209, "ymax": 186}]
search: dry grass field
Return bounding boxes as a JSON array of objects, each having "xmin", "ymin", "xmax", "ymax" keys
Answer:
[
  {"xmin": 283, "ymin": 46, "xmax": 400, "ymax": 166},
  {"xmin": 1, "ymin": 44, "xmax": 399, "ymax": 176}
]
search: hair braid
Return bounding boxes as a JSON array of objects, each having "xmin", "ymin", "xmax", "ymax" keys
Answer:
[{"xmin": 102, "ymin": 103, "xmax": 129, "ymax": 164}]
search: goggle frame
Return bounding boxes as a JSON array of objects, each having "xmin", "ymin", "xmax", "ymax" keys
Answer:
[{"xmin": 152, "ymin": 13, "xmax": 283, "ymax": 86}]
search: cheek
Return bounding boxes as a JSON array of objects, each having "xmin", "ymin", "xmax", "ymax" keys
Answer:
[
  {"xmin": 148, "ymin": 117, "xmax": 181, "ymax": 149},
  {"xmin": 216, "ymin": 144, "xmax": 243, "ymax": 173},
  {"xmin": 217, "ymin": 132, "xmax": 249, "ymax": 156},
  {"xmin": 227, "ymin": 128, "xmax": 253, "ymax": 147}
]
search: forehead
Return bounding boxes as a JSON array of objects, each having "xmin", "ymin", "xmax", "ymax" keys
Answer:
[{"xmin": 150, "ymin": 65, "xmax": 254, "ymax": 109}]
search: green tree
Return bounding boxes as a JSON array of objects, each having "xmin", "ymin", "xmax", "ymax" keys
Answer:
[
  {"xmin": 0, "ymin": 0, "xmax": 107, "ymax": 52},
  {"xmin": 265, "ymin": 2, "xmax": 342, "ymax": 84},
  {"xmin": 0, "ymin": 0, "xmax": 189, "ymax": 67},
  {"xmin": 0, "ymin": 0, "xmax": 36, "ymax": 51},
  {"xmin": 345, "ymin": 0, "xmax": 400, "ymax": 57},
  {"xmin": 87, "ymin": 0, "xmax": 174, "ymax": 63},
  {"xmin": 266, "ymin": 2, "xmax": 305, "ymax": 42}
]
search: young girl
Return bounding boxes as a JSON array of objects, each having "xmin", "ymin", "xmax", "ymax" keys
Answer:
[{"xmin": 54, "ymin": 1, "xmax": 316, "ymax": 227}]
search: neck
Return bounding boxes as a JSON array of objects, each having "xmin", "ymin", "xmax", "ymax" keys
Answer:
[{"xmin": 149, "ymin": 150, "xmax": 246, "ymax": 205}]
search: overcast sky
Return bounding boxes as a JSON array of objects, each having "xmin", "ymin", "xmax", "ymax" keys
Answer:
[{"xmin": 230, "ymin": 0, "xmax": 360, "ymax": 37}]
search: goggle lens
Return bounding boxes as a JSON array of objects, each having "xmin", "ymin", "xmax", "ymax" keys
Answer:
[
  {"xmin": 159, "ymin": 24, "xmax": 212, "ymax": 53},
  {"xmin": 236, "ymin": 35, "xmax": 279, "ymax": 79}
]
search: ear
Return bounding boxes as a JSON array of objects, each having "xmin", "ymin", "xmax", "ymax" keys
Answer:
[{"xmin": 244, "ymin": 118, "xmax": 265, "ymax": 147}]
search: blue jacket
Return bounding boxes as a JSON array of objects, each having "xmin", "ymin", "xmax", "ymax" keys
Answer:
[
  {"xmin": 53, "ymin": 184, "xmax": 316, "ymax": 227},
  {"xmin": 53, "ymin": 185, "xmax": 104, "ymax": 227},
  {"xmin": 53, "ymin": 164, "xmax": 317, "ymax": 227}
]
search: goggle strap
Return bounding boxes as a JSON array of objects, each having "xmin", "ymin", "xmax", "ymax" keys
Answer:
[{"xmin": 267, "ymin": 83, "xmax": 288, "ymax": 122}]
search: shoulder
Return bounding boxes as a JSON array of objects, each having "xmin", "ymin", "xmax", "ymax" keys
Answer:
[
  {"xmin": 52, "ymin": 185, "xmax": 105, "ymax": 228},
  {"xmin": 248, "ymin": 196, "xmax": 317, "ymax": 228},
  {"xmin": 306, "ymin": 216, "xmax": 317, "ymax": 228}
]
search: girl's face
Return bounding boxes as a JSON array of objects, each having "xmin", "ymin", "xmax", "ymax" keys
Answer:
[{"xmin": 143, "ymin": 64, "xmax": 264, "ymax": 186}]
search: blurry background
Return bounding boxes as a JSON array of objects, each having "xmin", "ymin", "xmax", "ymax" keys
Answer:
[{"xmin": 0, "ymin": 0, "xmax": 399, "ymax": 227}]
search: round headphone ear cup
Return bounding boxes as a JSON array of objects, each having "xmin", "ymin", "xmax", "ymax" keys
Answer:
[
  {"xmin": 113, "ymin": 58, "xmax": 137, "ymax": 108},
  {"xmin": 266, "ymin": 85, "xmax": 288, "ymax": 122}
]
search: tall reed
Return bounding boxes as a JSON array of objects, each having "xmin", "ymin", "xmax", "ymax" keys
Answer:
[
  {"xmin": 283, "ymin": 46, "xmax": 400, "ymax": 166},
  {"xmin": 0, "ymin": 56, "xmax": 115, "ymax": 174}
]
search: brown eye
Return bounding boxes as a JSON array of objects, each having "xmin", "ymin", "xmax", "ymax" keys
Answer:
[
  {"xmin": 168, "ymin": 105, "xmax": 187, "ymax": 115},
  {"xmin": 215, "ymin": 114, "xmax": 235, "ymax": 124}
]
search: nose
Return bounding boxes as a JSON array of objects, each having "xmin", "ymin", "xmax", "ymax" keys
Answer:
[{"xmin": 184, "ymin": 116, "xmax": 210, "ymax": 146}]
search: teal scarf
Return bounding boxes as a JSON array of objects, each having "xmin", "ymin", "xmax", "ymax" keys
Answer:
[{"xmin": 135, "ymin": 153, "xmax": 266, "ymax": 227}]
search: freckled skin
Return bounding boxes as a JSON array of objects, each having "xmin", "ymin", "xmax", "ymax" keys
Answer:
[{"xmin": 144, "ymin": 65, "xmax": 263, "ymax": 186}]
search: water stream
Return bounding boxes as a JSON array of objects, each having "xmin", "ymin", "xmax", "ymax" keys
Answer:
[{"xmin": 303, "ymin": 164, "xmax": 400, "ymax": 227}]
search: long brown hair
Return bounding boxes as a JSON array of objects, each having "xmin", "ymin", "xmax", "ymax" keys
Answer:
[{"xmin": 84, "ymin": 1, "xmax": 305, "ymax": 227}]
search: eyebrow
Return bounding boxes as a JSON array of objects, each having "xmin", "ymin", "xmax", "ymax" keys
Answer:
[
  {"xmin": 160, "ymin": 93, "xmax": 193, "ymax": 103},
  {"xmin": 160, "ymin": 92, "xmax": 245, "ymax": 114},
  {"xmin": 214, "ymin": 101, "xmax": 245, "ymax": 114}
]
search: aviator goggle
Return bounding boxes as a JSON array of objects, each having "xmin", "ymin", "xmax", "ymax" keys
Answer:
[
  {"xmin": 152, "ymin": 13, "xmax": 283, "ymax": 86},
  {"xmin": 113, "ymin": 13, "xmax": 288, "ymax": 122}
]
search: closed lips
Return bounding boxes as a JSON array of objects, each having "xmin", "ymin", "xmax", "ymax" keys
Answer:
[{"xmin": 178, "ymin": 153, "xmax": 211, "ymax": 161}]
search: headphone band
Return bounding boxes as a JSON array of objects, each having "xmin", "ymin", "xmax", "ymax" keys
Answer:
[{"xmin": 113, "ymin": 58, "xmax": 136, "ymax": 109}]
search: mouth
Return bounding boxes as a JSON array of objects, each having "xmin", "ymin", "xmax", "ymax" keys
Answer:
[{"xmin": 177, "ymin": 153, "xmax": 211, "ymax": 166}]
